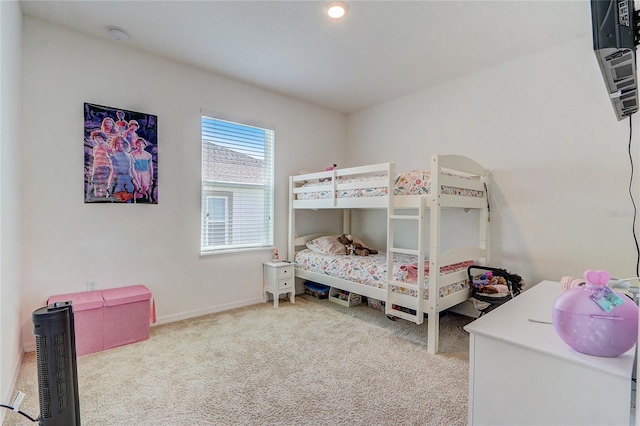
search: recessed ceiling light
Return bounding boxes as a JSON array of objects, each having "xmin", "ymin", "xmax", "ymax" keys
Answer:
[
  {"xmin": 326, "ymin": 2, "xmax": 348, "ymax": 19},
  {"xmin": 108, "ymin": 27, "xmax": 129, "ymax": 41}
]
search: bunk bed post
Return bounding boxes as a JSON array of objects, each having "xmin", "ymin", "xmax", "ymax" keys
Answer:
[
  {"xmin": 428, "ymin": 155, "xmax": 442, "ymax": 354},
  {"xmin": 479, "ymin": 173, "xmax": 490, "ymax": 265},
  {"xmin": 288, "ymin": 176, "xmax": 295, "ymax": 262},
  {"xmin": 343, "ymin": 209, "xmax": 351, "ymax": 235},
  {"xmin": 415, "ymin": 197, "xmax": 426, "ymax": 322},
  {"xmin": 386, "ymin": 163, "xmax": 395, "ymax": 322},
  {"xmin": 331, "ymin": 168, "xmax": 337, "ymax": 207}
]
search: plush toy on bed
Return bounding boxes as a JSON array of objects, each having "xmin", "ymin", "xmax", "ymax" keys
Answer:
[
  {"xmin": 319, "ymin": 164, "xmax": 337, "ymax": 182},
  {"xmin": 337, "ymin": 234, "xmax": 378, "ymax": 256}
]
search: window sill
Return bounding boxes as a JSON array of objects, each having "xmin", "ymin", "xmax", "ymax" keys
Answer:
[{"xmin": 200, "ymin": 246, "xmax": 275, "ymax": 257}]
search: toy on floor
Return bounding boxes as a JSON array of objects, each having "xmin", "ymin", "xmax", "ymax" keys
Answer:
[
  {"xmin": 467, "ymin": 265, "xmax": 524, "ymax": 315},
  {"xmin": 473, "ymin": 271, "xmax": 510, "ymax": 295}
]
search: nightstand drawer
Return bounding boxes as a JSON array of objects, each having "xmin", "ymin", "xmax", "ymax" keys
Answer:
[
  {"xmin": 278, "ymin": 279, "xmax": 293, "ymax": 290},
  {"xmin": 277, "ymin": 266, "xmax": 293, "ymax": 279}
]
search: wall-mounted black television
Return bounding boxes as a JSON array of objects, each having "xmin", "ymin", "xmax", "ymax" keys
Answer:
[{"xmin": 591, "ymin": 0, "xmax": 639, "ymax": 120}]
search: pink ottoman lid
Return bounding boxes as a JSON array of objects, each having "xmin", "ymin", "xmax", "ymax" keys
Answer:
[
  {"xmin": 102, "ymin": 285, "xmax": 151, "ymax": 306},
  {"xmin": 47, "ymin": 290, "xmax": 104, "ymax": 311}
]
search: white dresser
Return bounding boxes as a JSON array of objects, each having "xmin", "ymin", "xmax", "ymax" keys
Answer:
[{"xmin": 464, "ymin": 280, "xmax": 636, "ymax": 426}]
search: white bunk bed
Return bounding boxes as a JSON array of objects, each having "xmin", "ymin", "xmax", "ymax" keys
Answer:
[{"xmin": 287, "ymin": 154, "xmax": 490, "ymax": 354}]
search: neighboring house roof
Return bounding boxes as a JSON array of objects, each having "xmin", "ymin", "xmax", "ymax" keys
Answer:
[{"xmin": 202, "ymin": 142, "xmax": 264, "ymax": 185}]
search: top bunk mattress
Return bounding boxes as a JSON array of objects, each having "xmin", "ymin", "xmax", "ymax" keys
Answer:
[{"xmin": 295, "ymin": 169, "xmax": 483, "ymax": 200}]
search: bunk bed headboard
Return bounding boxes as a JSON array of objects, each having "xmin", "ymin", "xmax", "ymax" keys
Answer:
[
  {"xmin": 430, "ymin": 154, "xmax": 489, "ymax": 211},
  {"xmin": 433, "ymin": 154, "xmax": 488, "ymax": 178}
]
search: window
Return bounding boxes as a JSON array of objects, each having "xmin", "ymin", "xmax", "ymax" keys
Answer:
[
  {"xmin": 204, "ymin": 194, "xmax": 230, "ymax": 246},
  {"xmin": 201, "ymin": 115, "xmax": 274, "ymax": 254}
]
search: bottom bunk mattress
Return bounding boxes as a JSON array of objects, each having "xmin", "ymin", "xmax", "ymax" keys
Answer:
[{"xmin": 294, "ymin": 250, "xmax": 472, "ymax": 299}]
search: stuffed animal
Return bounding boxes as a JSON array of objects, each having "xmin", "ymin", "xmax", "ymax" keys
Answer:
[
  {"xmin": 319, "ymin": 164, "xmax": 337, "ymax": 182},
  {"xmin": 337, "ymin": 234, "xmax": 378, "ymax": 256}
]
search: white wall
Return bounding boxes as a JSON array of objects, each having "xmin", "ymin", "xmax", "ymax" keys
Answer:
[
  {"xmin": 16, "ymin": 3, "xmax": 639, "ymax": 356},
  {"xmin": 20, "ymin": 17, "xmax": 346, "ymax": 349},
  {"xmin": 347, "ymin": 36, "xmax": 639, "ymax": 287},
  {"xmin": 0, "ymin": 0, "xmax": 23, "ymax": 414}
]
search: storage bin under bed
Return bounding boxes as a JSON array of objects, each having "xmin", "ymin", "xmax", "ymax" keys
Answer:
[
  {"xmin": 329, "ymin": 287, "xmax": 362, "ymax": 307},
  {"xmin": 304, "ymin": 281, "xmax": 330, "ymax": 299}
]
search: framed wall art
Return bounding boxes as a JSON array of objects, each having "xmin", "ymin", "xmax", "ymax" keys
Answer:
[{"xmin": 84, "ymin": 103, "xmax": 158, "ymax": 204}]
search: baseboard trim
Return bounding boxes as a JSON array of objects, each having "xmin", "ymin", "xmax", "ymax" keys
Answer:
[
  {"xmin": 22, "ymin": 298, "xmax": 266, "ymax": 353},
  {"xmin": 153, "ymin": 297, "xmax": 265, "ymax": 326},
  {"xmin": 2, "ymin": 349, "xmax": 25, "ymax": 423}
]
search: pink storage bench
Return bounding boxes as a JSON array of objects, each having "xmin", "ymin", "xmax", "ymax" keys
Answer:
[
  {"xmin": 47, "ymin": 290, "xmax": 104, "ymax": 356},
  {"xmin": 47, "ymin": 284, "xmax": 155, "ymax": 356},
  {"xmin": 102, "ymin": 285, "xmax": 154, "ymax": 350}
]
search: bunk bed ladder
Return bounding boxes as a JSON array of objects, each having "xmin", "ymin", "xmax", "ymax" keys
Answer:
[{"xmin": 385, "ymin": 197, "xmax": 426, "ymax": 325}]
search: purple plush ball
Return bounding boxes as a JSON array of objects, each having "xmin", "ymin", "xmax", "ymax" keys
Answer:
[{"xmin": 552, "ymin": 284, "xmax": 638, "ymax": 358}]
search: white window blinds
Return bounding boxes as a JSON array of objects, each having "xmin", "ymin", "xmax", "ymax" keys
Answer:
[{"xmin": 201, "ymin": 115, "xmax": 274, "ymax": 254}]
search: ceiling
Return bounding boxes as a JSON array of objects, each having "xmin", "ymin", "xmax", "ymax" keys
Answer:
[{"xmin": 19, "ymin": 0, "xmax": 591, "ymax": 114}]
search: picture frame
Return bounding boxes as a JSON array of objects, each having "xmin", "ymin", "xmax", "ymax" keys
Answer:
[{"xmin": 84, "ymin": 103, "xmax": 158, "ymax": 204}]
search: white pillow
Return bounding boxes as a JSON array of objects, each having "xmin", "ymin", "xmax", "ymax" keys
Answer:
[{"xmin": 305, "ymin": 236, "xmax": 346, "ymax": 255}]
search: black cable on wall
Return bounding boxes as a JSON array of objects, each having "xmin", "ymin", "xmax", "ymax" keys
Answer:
[{"xmin": 628, "ymin": 117, "xmax": 639, "ymax": 276}]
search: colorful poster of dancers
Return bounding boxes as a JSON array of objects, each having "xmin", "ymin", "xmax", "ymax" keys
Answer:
[{"xmin": 84, "ymin": 103, "xmax": 158, "ymax": 204}]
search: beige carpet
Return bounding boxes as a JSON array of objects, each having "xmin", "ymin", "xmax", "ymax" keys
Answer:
[{"xmin": 3, "ymin": 295, "xmax": 473, "ymax": 425}]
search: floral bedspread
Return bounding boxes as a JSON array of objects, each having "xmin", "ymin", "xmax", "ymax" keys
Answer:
[
  {"xmin": 294, "ymin": 250, "xmax": 471, "ymax": 299},
  {"xmin": 296, "ymin": 170, "xmax": 482, "ymax": 200}
]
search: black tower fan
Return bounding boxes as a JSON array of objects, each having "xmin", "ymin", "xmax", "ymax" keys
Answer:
[{"xmin": 32, "ymin": 302, "xmax": 81, "ymax": 425}]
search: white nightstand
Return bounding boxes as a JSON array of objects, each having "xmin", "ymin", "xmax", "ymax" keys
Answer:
[{"xmin": 263, "ymin": 262, "xmax": 295, "ymax": 307}]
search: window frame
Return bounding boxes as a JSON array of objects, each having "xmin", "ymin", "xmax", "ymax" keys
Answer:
[{"xmin": 200, "ymin": 113, "xmax": 275, "ymax": 255}]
